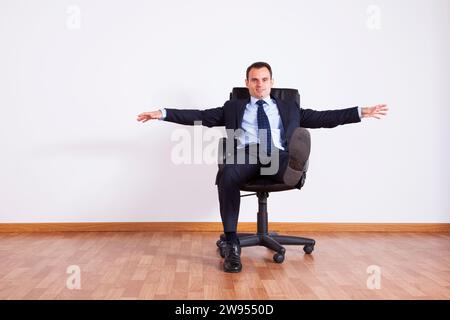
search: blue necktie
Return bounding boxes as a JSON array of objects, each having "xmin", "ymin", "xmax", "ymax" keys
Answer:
[{"xmin": 256, "ymin": 99, "xmax": 272, "ymax": 156}]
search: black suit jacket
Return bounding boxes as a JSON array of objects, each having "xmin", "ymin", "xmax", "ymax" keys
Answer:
[{"xmin": 165, "ymin": 96, "xmax": 361, "ymax": 149}]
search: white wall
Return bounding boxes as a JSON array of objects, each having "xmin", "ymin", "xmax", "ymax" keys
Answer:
[{"xmin": 1, "ymin": 0, "xmax": 449, "ymax": 223}]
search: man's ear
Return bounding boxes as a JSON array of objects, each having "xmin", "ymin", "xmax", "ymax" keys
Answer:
[
  {"xmin": 245, "ymin": 79, "xmax": 249, "ymax": 88},
  {"xmin": 271, "ymin": 78, "xmax": 274, "ymax": 87}
]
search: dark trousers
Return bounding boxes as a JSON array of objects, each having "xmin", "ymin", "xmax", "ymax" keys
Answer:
[{"xmin": 217, "ymin": 144, "xmax": 290, "ymax": 232}]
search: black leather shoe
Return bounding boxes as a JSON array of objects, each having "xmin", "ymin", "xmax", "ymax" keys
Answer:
[
  {"xmin": 295, "ymin": 171, "xmax": 307, "ymax": 190},
  {"xmin": 223, "ymin": 242, "xmax": 242, "ymax": 273},
  {"xmin": 283, "ymin": 128, "xmax": 311, "ymax": 187}
]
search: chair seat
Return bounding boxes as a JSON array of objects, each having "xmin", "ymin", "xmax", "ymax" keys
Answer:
[{"xmin": 240, "ymin": 178, "xmax": 295, "ymax": 193}]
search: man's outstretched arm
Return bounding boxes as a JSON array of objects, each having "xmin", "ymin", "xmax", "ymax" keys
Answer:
[
  {"xmin": 137, "ymin": 107, "xmax": 225, "ymax": 127},
  {"xmin": 299, "ymin": 104, "xmax": 388, "ymax": 128}
]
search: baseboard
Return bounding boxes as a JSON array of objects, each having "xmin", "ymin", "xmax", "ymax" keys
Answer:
[{"xmin": 0, "ymin": 222, "xmax": 449, "ymax": 233}]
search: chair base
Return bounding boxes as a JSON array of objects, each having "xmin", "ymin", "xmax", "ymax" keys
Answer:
[
  {"xmin": 216, "ymin": 191, "xmax": 316, "ymax": 263},
  {"xmin": 217, "ymin": 232, "xmax": 315, "ymax": 263}
]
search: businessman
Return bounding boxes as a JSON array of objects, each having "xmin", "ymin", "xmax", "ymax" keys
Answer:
[{"xmin": 137, "ymin": 62, "xmax": 388, "ymax": 273}]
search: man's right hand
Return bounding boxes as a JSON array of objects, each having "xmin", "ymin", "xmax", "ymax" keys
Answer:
[{"xmin": 137, "ymin": 110, "xmax": 163, "ymax": 122}]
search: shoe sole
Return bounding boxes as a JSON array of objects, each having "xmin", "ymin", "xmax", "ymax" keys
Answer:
[
  {"xmin": 224, "ymin": 267, "xmax": 242, "ymax": 273},
  {"xmin": 283, "ymin": 128, "xmax": 311, "ymax": 187}
]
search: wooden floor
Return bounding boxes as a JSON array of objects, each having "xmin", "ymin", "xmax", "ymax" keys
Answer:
[{"xmin": 0, "ymin": 232, "xmax": 449, "ymax": 300}]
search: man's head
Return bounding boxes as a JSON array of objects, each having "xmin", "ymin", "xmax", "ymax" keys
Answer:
[{"xmin": 245, "ymin": 62, "xmax": 274, "ymax": 99}]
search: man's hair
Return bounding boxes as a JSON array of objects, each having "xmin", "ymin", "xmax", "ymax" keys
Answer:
[{"xmin": 246, "ymin": 62, "xmax": 273, "ymax": 80}]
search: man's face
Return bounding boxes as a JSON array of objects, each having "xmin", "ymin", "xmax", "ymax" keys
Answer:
[{"xmin": 245, "ymin": 67, "xmax": 274, "ymax": 99}]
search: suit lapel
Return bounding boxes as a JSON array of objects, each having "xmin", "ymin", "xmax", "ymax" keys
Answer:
[
  {"xmin": 236, "ymin": 98, "xmax": 249, "ymax": 129},
  {"xmin": 272, "ymin": 96, "xmax": 289, "ymax": 133},
  {"xmin": 235, "ymin": 96, "xmax": 289, "ymax": 132}
]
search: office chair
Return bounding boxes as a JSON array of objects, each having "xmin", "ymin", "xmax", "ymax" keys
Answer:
[{"xmin": 216, "ymin": 87, "xmax": 315, "ymax": 263}]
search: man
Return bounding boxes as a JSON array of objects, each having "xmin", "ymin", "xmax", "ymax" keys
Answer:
[{"xmin": 137, "ymin": 62, "xmax": 388, "ymax": 273}]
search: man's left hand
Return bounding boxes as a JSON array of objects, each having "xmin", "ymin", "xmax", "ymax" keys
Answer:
[{"xmin": 361, "ymin": 104, "xmax": 388, "ymax": 119}]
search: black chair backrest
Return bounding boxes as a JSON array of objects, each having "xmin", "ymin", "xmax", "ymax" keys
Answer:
[{"xmin": 230, "ymin": 87, "xmax": 300, "ymax": 106}]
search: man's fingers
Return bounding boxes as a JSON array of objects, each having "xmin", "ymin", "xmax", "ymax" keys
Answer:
[
  {"xmin": 137, "ymin": 115, "xmax": 152, "ymax": 122},
  {"xmin": 137, "ymin": 110, "xmax": 161, "ymax": 122},
  {"xmin": 138, "ymin": 114, "xmax": 158, "ymax": 122},
  {"xmin": 362, "ymin": 104, "xmax": 388, "ymax": 119}
]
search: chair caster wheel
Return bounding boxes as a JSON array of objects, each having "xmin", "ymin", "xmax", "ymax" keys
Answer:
[
  {"xmin": 273, "ymin": 253, "xmax": 285, "ymax": 263},
  {"xmin": 303, "ymin": 245, "xmax": 314, "ymax": 254},
  {"xmin": 219, "ymin": 247, "xmax": 226, "ymax": 258},
  {"xmin": 216, "ymin": 239, "xmax": 223, "ymax": 248}
]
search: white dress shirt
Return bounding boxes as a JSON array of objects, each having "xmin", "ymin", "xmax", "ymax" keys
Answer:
[{"xmin": 237, "ymin": 96, "xmax": 286, "ymax": 150}]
